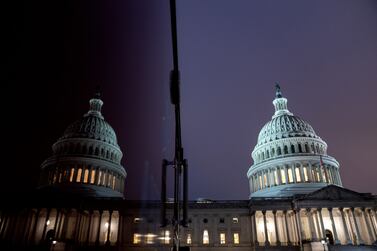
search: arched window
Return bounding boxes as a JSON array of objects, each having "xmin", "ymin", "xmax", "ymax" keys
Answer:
[
  {"xmin": 261, "ymin": 152, "xmax": 265, "ymax": 160},
  {"xmin": 291, "ymin": 145, "xmax": 295, "ymax": 153},
  {"xmin": 284, "ymin": 145, "xmax": 288, "ymax": 154},
  {"xmin": 266, "ymin": 150, "xmax": 270, "ymax": 158},
  {"xmin": 271, "ymin": 148, "xmax": 275, "ymax": 157},
  {"xmin": 277, "ymin": 147, "xmax": 282, "ymax": 155},
  {"xmin": 203, "ymin": 230, "xmax": 209, "ymax": 244},
  {"xmin": 305, "ymin": 143, "xmax": 309, "ymax": 153},
  {"xmin": 95, "ymin": 147, "xmax": 99, "ymax": 156},
  {"xmin": 298, "ymin": 144, "xmax": 303, "ymax": 153}
]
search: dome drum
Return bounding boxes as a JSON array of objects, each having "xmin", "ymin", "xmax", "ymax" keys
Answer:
[{"xmin": 252, "ymin": 137, "xmax": 327, "ymax": 164}]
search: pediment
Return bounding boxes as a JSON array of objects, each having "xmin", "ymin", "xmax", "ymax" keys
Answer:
[{"xmin": 299, "ymin": 185, "xmax": 370, "ymax": 201}]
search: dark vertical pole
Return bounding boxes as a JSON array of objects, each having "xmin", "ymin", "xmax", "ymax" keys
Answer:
[
  {"xmin": 161, "ymin": 0, "xmax": 189, "ymax": 249},
  {"xmin": 161, "ymin": 160, "xmax": 168, "ymax": 227},
  {"xmin": 182, "ymin": 159, "xmax": 188, "ymax": 226}
]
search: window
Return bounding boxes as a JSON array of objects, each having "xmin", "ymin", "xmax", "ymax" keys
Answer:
[
  {"xmin": 76, "ymin": 168, "xmax": 82, "ymax": 182},
  {"xmin": 258, "ymin": 175, "xmax": 262, "ymax": 189},
  {"xmin": 220, "ymin": 233, "xmax": 226, "ymax": 244},
  {"xmin": 219, "ymin": 218, "xmax": 225, "ymax": 224},
  {"xmin": 295, "ymin": 167, "xmax": 301, "ymax": 182},
  {"xmin": 133, "ymin": 218, "xmax": 142, "ymax": 223},
  {"xmin": 163, "ymin": 230, "xmax": 170, "ymax": 244},
  {"xmin": 284, "ymin": 145, "xmax": 288, "ymax": 154},
  {"xmin": 203, "ymin": 218, "xmax": 208, "ymax": 223},
  {"xmin": 288, "ymin": 168, "xmax": 293, "ymax": 183},
  {"xmin": 83, "ymin": 169, "xmax": 89, "ymax": 183},
  {"xmin": 291, "ymin": 145, "xmax": 295, "ymax": 153},
  {"xmin": 133, "ymin": 234, "xmax": 141, "ymax": 244},
  {"xmin": 203, "ymin": 230, "xmax": 209, "ymax": 244},
  {"xmin": 298, "ymin": 144, "xmax": 303, "ymax": 153},
  {"xmin": 233, "ymin": 233, "xmax": 240, "ymax": 244},
  {"xmin": 303, "ymin": 166, "xmax": 309, "ymax": 181},
  {"xmin": 90, "ymin": 170, "xmax": 95, "ymax": 184},
  {"xmin": 280, "ymin": 169, "xmax": 286, "ymax": 184},
  {"xmin": 277, "ymin": 147, "xmax": 281, "ymax": 155},
  {"xmin": 146, "ymin": 233, "xmax": 155, "ymax": 244},
  {"xmin": 69, "ymin": 168, "xmax": 75, "ymax": 182},
  {"xmin": 274, "ymin": 169, "xmax": 278, "ymax": 185},
  {"xmin": 187, "ymin": 233, "xmax": 192, "ymax": 244},
  {"xmin": 232, "ymin": 217, "xmax": 239, "ymax": 223}
]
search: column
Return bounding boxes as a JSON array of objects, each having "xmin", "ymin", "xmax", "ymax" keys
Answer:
[
  {"xmin": 299, "ymin": 164, "xmax": 305, "ymax": 182},
  {"xmin": 86, "ymin": 210, "xmax": 93, "ymax": 244},
  {"xmin": 340, "ymin": 208, "xmax": 352, "ymax": 244},
  {"xmin": 307, "ymin": 209, "xmax": 317, "ymax": 241},
  {"xmin": 328, "ymin": 208, "xmax": 340, "ymax": 244},
  {"xmin": 292, "ymin": 164, "xmax": 297, "ymax": 183},
  {"xmin": 295, "ymin": 209, "xmax": 303, "ymax": 247},
  {"xmin": 95, "ymin": 168, "xmax": 100, "ymax": 185},
  {"xmin": 362, "ymin": 208, "xmax": 374, "ymax": 244},
  {"xmin": 262, "ymin": 210, "xmax": 269, "ymax": 246},
  {"xmin": 366, "ymin": 209, "xmax": 377, "ymax": 241},
  {"xmin": 351, "ymin": 208, "xmax": 364, "ymax": 244},
  {"xmin": 96, "ymin": 210, "xmax": 103, "ymax": 246},
  {"xmin": 318, "ymin": 208, "xmax": 326, "ymax": 240},
  {"xmin": 251, "ymin": 212, "xmax": 258, "ymax": 246},
  {"xmin": 308, "ymin": 163, "xmax": 313, "ymax": 182},
  {"xmin": 284, "ymin": 210, "xmax": 291, "ymax": 245},
  {"xmin": 53, "ymin": 209, "xmax": 60, "ymax": 240},
  {"xmin": 41, "ymin": 208, "xmax": 51, "ymax": 242},
  {"xmin": 336, "ymin": 170, "xmax": 342, "ymax": 186},
  {"xmin": 106, "ymin": 210, "xmax": 112, "ymax": 245},
  {"xmin": 313, "ymin": 209, "xmax": 325, "ymax": 240},
  {"xmin": 273, "ymin": 210, "xmax": 280, "ymax": 245}
]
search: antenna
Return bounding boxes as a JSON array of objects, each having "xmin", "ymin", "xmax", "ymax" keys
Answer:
[{"xmin": 161, "ymin": 0, "xmax": 189, "ymax": 250}]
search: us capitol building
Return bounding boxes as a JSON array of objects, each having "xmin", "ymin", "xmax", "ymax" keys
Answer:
[{"xmin": 0, "ymin": 86, "xmax": 376, "ymax": 251}]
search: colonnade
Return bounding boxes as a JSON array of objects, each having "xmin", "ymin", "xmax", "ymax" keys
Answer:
[
  {"xmin": 45, "ymin": 165, "xmax": 125, "ymax": 193},
  {"xmin": 0, "ymin": 208, "xmax": 120, "ymax": 247},
  {"xmin": 250, "ymin": 163, "xmax": 341, "ymax": 193},
  {"xmin": 251, "ymin": 207, "xmax": 377, "ymax": 246}
]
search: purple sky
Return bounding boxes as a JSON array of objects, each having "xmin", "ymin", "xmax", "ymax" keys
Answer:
[{"xmin": 4, "ymin": 0, "xmax": 377, "ymax": 200}]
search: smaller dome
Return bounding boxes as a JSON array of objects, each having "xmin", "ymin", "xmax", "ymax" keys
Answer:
[
  {"xmin": 60, "ymin": 96, "xmax": 118, "ymax": 146},
  {"xmin": 39, "ymin": 93, "xmax": 126, "ymax": 199}
]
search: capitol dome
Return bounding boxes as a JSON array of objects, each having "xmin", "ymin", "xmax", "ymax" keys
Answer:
[
  {"xmin": 247, "ymin": 85, "xmax": 342, "ymax": 198},
  {"xmin": 38, "ymin": 93, "xmax": 126, "ymax": 198}
]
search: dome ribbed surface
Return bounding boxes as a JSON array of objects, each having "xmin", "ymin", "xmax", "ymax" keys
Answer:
[
  {"xmin": 60, "ymin": 115, "xmax": 118, "ymax": 146},
  {"xmin": 257, "ymin": 114, "xmax": 318, "ymax": 146}
]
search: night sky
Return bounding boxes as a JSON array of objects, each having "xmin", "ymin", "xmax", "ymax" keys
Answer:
[{"xmin": 4, "ymin": 0, "xmax": 377, "ymax": 200}]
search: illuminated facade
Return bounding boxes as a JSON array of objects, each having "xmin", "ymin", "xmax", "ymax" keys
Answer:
[{"xmin": 0, "ymin": 89, "xmax": 376, "ymax": 251}]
